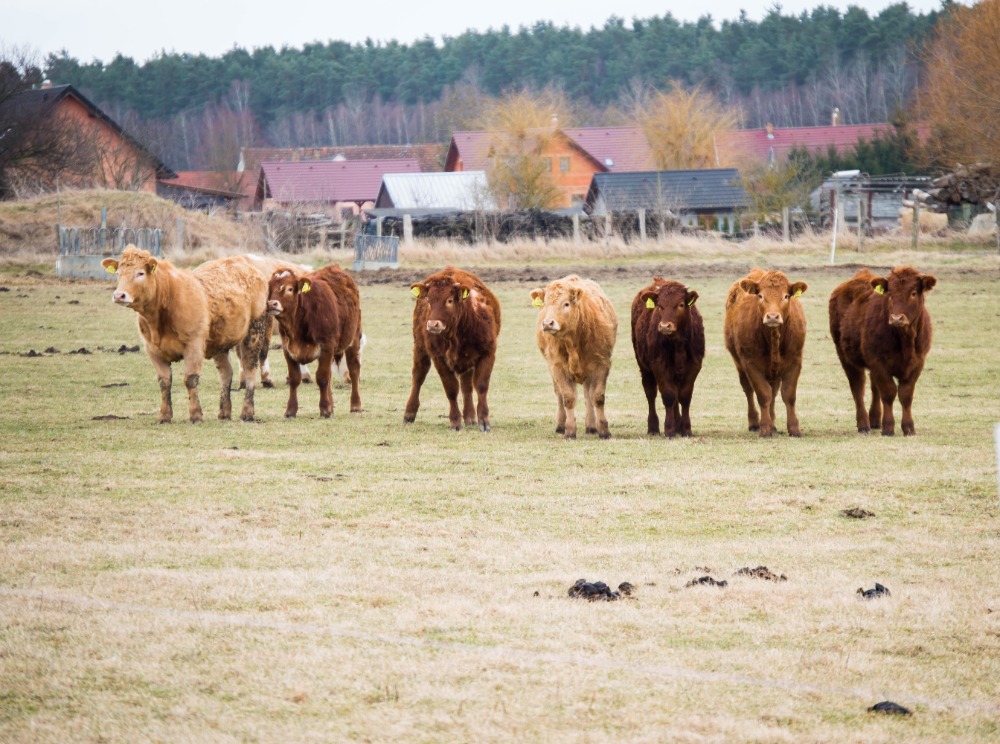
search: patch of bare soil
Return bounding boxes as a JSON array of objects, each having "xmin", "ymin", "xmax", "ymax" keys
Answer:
[
  {"xmin": 734, "ymin": 566, "xmax": 788, "ymax": 582},
  {"xmin": 685, "ymin": 576, "xmax": 728, "ymax": 588},
  {"xmin": 567, "ymin": 579, "xmax": 635, "ymax": 601},
  {"xmin": 91, "ymin": 414, "xmax": 130, "ymax": 421},
  {"xmin": 868, "ymin": 701, "xmax": 911, "ymax": 716},
  {"xmin": 857, "ymin": 583, "xmax": 891, "ymax": 600},
  {"xmin": 842, "ymin": 507, "xmax": 875, "ymax": 519},
  {"xmin": 100, "ymin": 382, "xmax": 128, "ymax": 388}
]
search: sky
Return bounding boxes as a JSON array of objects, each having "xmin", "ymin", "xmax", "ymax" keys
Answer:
[{"xmin": 5, "ymin": 0, "xmax": 949, "ymax": 65}]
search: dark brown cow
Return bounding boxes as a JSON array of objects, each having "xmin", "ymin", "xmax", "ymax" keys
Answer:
[
  {"xmin": 723, "ymin": 269, "xmax": 808, "ymax": 437},
  {"xmin": 631, "ymin": 277, "xmax": 705, "ymax": 438},
  {"xmin": 404, "ymin": 267, "xmax": 501, "ymax": 431},
  {"xmin": 829, "ymin": 266, "xmax": 936, "ymax": 436},
  {"xmin": 267, "ymin": 265, "xmax": 363, "ymax": 418}
]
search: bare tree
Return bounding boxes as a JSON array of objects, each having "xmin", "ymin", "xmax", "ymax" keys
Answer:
[{"xmin": 638, "ymin": 81, "xmax": 738, "ymax": 170}]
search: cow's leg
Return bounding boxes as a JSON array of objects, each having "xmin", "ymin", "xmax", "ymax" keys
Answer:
[
  {"xmin": 149, "ymin": 353, "xmax": 173, "ymax": 424},
  {"xmin": 678, "ymin": 376, "xmax": 696, "ymax": 437},
  {"xmin": 459, "ymin": 370, "xmax": 476, "ymax": 427},
  {"xmin": 181, "ymin": 343, "xmax": 206, "ymax": 424},
  {"xmin": 344, "ymin": 343, "xmax": 362, "ymax": 412},
  {"xmin": 403, "ymin": 348, "xmax": 432, "ymax": 423},
  {"xmin": 898, "ymin": 376, "xmax": 919, "ymax": 436},
  {"xmin": 236, "ymin": 314, "xmax": 267, "ymax": 422},
  {"xmin": 592, "ymin": 367, "xmax": 611, "ymax": 439},
  {"xmin": 259, "ymin": 318, "xmax": 275, "ymax": 388},
  {"xmin": 316, "ymin": 348, "xmax": 334, "ymax": 418},
  {"xmin": 870, "ymin": 368, "xmax": 898, "ymax": 436},
  {"xmin": 582, "ymin": 379, "xmax": 598, "ymax": 435},
  {"xmin": 284, "ymin": 349, "xmax": 301, "ymax": 418},
  {"xmin": 552, "ymin": 378, "xmax": 567, "ymax": 434},
  {"xmin": 842, "ymin": 363, "xmax": 870, "ymax": 433},
  {"xmin": 737, "ymin": 367, "xmax": 760, "ymax": 432},
  {"xmin": 640, "ymin": 367, "xmax": 660, "ymax": 435},
  {"xmin": 214, "ymin": 351, "xmax": 234, "ymax": 420},
  {"xmin": 432, "ymin": 356, "xmax": 463, "ymax": 431},
  {"xmin": 781, "ymin": 364, "xmax": 802, "ymax": 437},
  {"xmin": 554, "ymin": 372, "xmax": 578, "ymax": 438},
  {"xmin": 745, "ymin": 367, "xmax": 774, "ymax": 437},
  {"xmin": 868, "ymin": 377, "xmax": 882, "ymax": 432},
  {"xmin": 659, "ymin": 378, "xmax": 679, "ymax": 438},
  {"xmin": 473, "ymin": 354, "xmax": 495, "ymax": 432}
]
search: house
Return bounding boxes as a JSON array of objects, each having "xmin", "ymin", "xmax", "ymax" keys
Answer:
[
  {"xmin": 0, "ymin": 82, "xmax": 175, "ymax": 195},
  {"xmin": 252, "ymin": 158, "xmax": 421, "ymax": 219},
  {"xmin": 812, "ymin": 172, "xmax": 933, "ymax": 231},
  {"xmin": 714, "ymin": 121, "xmax": 895, "ymax": 168},
  {"xmin": 585, "ymin": 169, "xmax": 750, "ymax": 232},
  {"xmin": 238, "ymin": 144, "xmax": 444, "ymax": 174},
  {"xmin": 157, "ymin": 171, "xmax": 250, "ymax": 211},
  {"xmin": 374, "ymin": 171, "xmax": 496, "ymax": 211},
  {"xmin": 444, "ymin": 126, "xmax": 656, "ymax": 209}
]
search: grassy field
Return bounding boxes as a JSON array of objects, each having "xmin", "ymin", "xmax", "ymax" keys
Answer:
[{"xmin": 1, "ymin": 242, "xmax": 999, "ymax": 742}]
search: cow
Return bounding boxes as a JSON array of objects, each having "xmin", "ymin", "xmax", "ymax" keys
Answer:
[
  {"xmin": 530, "ymin": 275, "xmax": 618, "ymax": 439},
  {"xmin": 631, "ymin": 277, "xmax": 705, "ymax": 438},
  {"xmin": 403, "ymin": 267, "xmax": 501, "ymax": 432},
  {"xmin": 828, "ymin": 266, "xmax": 936, "ymax": 436},
  {"xmin": 723, "ymin": 269, "xmax": 808, "ymax": 437},
  {"xmin": 102, "ymin": 246, "xmax": 269, "ymax": 423},
  {"xmin": 266, "ymin": 265, "xmax": 363, "ymax": 418}
]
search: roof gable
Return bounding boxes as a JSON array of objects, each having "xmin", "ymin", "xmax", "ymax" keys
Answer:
[
  {"xmin": 587, "ymin": 169, "xmax": 749, "ymax": 212},
  {"xmin": 241, "ymin": 144, "xmax": 443, "ymax": 173},
  {"xmin": 376, "ymin": 171, "xmax": 496, "ymax": 210},
  {"xmin": 714, "ymin": 123, "xmax": 893, "ymax": 166},
  {"xmin": 258, "ymin": 159, "xmax": 421, "ymax": 204}
]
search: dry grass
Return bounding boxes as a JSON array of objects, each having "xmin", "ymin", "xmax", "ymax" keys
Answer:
[{"xmin": 1, "ymin": 240, "xmax": 999, "ymax": 742}]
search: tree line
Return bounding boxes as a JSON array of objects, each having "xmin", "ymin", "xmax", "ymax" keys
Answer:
[{"xmin": 38, "ymin": 4, "xmax": 944, "ymax": 170}]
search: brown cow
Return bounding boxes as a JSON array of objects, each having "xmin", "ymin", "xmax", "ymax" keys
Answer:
[
  {"xmin": 723, "ymin": 269, "xmax": 808, "ymax": 437},
  {"xmin": 404, "ymin": 267, "xmax": 501, "ymax": 431},
  {"xmin": 631, "ymin": 277, "xmax": 705, "ymax": 437},
  {"xmin": 267, "ymin": 265, "xmax": 363, "ymax": 418},
  {"xmin": 829, "ymin": 266, "xmax": 936, "ymax": 436},
  {"xmin": 102, "ymin": 246, "xmax": 269, "ymax": 423},
  {"xmin": 530, "ymin": 275, "xmax": 618, "ymax": 439}
]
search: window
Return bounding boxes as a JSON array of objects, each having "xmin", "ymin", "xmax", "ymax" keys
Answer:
[
  {"xmin": 542, "ymin": 157, "xmax": 552, "ymax": 172},
  {"xmin": 559, "ymin": 157, "xmax": 570, "ymax": 173}
]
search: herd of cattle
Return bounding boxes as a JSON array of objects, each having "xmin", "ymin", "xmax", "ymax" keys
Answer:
[{"xmin": 102, "ymin": 245, "xmax": 936, "ymax": 438}]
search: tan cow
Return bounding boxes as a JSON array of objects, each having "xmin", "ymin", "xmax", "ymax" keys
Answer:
[
  {"xmin": 102, "ymin": 246, "xmax": 270, "ymax": 423},
  {"xmin": 530, "ymin": 275, "xmax": 618, "ymax": 439}
]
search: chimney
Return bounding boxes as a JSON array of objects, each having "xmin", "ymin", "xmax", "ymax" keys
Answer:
[
  {"xmin": 831, "ymin": 107, "xmax": 841, "ymax": 126},
  {"xmin": 765, "ymin": 123, "xmax": 774, "ymax": 140},
  {"xmin": 41, "ymin": 79, "xmax": 52, "ymax": 89}
]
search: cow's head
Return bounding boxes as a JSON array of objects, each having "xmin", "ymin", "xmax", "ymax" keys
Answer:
[
  {"xmin": 871, "ymin": 266, "xmax": 936, "ymax": 328},
  {"xmin": 412, "ymin": 277, "xmax": 472, "ymax": 335},
  {"xmin": 531, "ymin": 277, "xmax": 583, "ymax": 336},
  {"xmin": 640, "ymin": 279, "xmax": 699, "ymax": 337},
  {"xmin": 267, "ymin": 270, "xmax": 310, "ymax": 317},
  {"xmin": 101, "ymin": 246, "xmax": 159, "ymax": 309},
  {"xmin": 740, "ymin": 271, "xmax": 807, "ymax": 328}
]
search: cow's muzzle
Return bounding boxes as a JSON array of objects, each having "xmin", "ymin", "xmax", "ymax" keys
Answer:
[
  {"xmin": 267, "ymin": 300, "xmax": 283, "ymax": 315},
  {"xmin": 112, "ymin": 291, "xmax": 132, "ymax": 306},
  {"xmin": 541, "ymin": 318, "xmax": 560, "ymax": 334},
  {"xmin": 426, "ymin": 320, "xmax": 446, "ymax": 335},
  {"xmin": 889, "ymin": 313, "xmax": 909, "ymax": 328},
  {"xmin": 763, "ymin": 313, "xmax": 783, "ymax": 327},
  {"xmin": 657, "ymin": 321, "xmax": 676, "ymax": 336}
]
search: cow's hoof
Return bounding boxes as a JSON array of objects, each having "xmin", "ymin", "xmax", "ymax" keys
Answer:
[
  {"xmin": 788, "ymin": 431, "xmax": 802, "ymax": 438},
  {"xmin": 758, "ymin": 430, "xmax": 773, "ymax": 438},
  {"xmin": 681, "ymin": 430, "xmax": 693, "ymax": 438},
  {"xmin": 450, "ymin": 425, "xmax": 462, "ymax": 432},
  {"xmin": 563, "ymin": 432, "xmax": 577, "ymax": 439},
  {"xmin": 881, "ymin": 430, "xmax": 895, "ymax": 437},
  {"xmin": 479, "ymin": 421, "xmax": 491, "ymax": 433},
  {"xmin": 555, "ymin": 425, "xmax": 565, "ymax": 434},
  {"xmin": 748, "ymin": 424, "xmax": 760, "ymax": 432},
  {"xmin": 238, "ymin": 382, "xmax": 247, "ymax": 391},
  {"xmin": 158, "ymin": 419, "xmax": 172, "ymax": 425},
  {"xmin": 598, "ymin": 431, "xmax": 611, "ymax": 440},
  {"xmin": 647, "ymin": 428, "xmax": 659, "ymax": 436},
  {"xmin": 585, "ymin": 427, "xmax": 598, "ymax": 434},
  {"xmin": 219, "ymin": 413, "xmax": 231, "ymax": 421},
  {"xmin": 350, "ymin": 407, "xmax": 362, "ymax": 413},
  {"xmin": 664, "ymin": 432, "xmax": 676, "ymax": 439},
  {"xmin": 858, "ymin": 427, "xmax": 871, "ymax": 434},
  {"xmin": 262, "ymin": 379, "xmax": 275, "ymax": 389},
  {"xmin": 284, "ymin": 411, "xmax": 296, "ymax": 419},
  {"xmin": 320, "ymin": 411, "xmax": 332, "ymax": 419},
  {"xmin": 402, "ymin": 415, "xmax": 415, "ymax": 423}
]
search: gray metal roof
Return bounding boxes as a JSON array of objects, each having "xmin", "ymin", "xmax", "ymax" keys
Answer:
[
  {"xmin": 376, "ymin": 171, "xmax": 497, "ymax": 210},
  {"xmin": 586, "ymin": 169, "xmax": 749, "ymax": 212}
]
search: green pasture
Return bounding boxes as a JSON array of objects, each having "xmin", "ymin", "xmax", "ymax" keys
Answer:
[{"xmin": 1, "ymin": 252, "xmax": 999, "ymax": 742}]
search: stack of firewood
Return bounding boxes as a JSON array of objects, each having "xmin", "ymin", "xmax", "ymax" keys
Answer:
[{"xmin": 912, "ymin": 164, "xmax": 1000, "ymax": 210}]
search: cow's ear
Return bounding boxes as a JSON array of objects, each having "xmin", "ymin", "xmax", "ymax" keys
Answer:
[
  {"xmin": 740, "ymin": 279, "xmax": 759, "ymax": 295},
  {"xmin": 640, "ymin": 290, "xmax": 658, "ymax": 309},
  {"xmin": 870, "ymin": 277, "xmax": 888, "ymax": 295},
  {"xmin": 920, "ymin": 274, "xmax": 937, "ymax": 292},
  {"xmin": 788, "ymin": 281, "xmax": 807, "ymax": 298},
  {"xmin": 530, "ymin": 289, "xmax": 545, "ymax": 307},
  {"xmin": 146, "ymin": 258, "xmax": 158, "ymax": 275},
  {"xmin": 685, "ymin": 289, "xmax": 699, "ymax": 306},
  {"xmin": 410, "ymin": 283, "xmax": 426, "ymax": 299},
  {"xmin": 101, "ymin": 258, "xmax": 119, "ymax": 275},
  {"xmin": 455, "ymin": 283, "xmax": 470, "ymax": 300},
  {"xmin": 298, "ymin": 279, "xmax": 312, "ymax": 294}
]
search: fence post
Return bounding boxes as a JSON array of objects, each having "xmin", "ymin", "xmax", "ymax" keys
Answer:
[
  {"xmin": 572, "ymin": 214, "xmax": 580, "ymax": 245},
  {"xmin": 638, "ymin": 208, "xmax": 646, "ymax": 242},
  {"xmin": 857, "ymin": 196, "xmax": 864, "ymax": 253},
  {"xmin": 782, "ymin": 206, "xmax": 790, "ymax": 243},
  {"xmin": 176, "ymin": 218, "xmax": 184, "ymax": 250},
  {"xmin": 911, "ymin": 201, "xmax": 920, "ymax": 251},
  {"xmin": 403, "ymin": 214, "xmax": 413, "ymax": 246}
]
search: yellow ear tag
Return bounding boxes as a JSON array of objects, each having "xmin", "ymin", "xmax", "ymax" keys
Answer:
[
  {"xmin": 793, "ymin": 288, "xmax": 802, "ymax": 298},
  {"xmin": 687, "ymin": 297, "xmax": 695, "ymax": 306},
  {"xmin": 148, "ymin": 264, "xmax": 156, "ymax": 274},
  {"xmin": 105, "ymin": 264, "xmax": 116, "ymax": 275},
  {"xmin": 645, "ymin": 298, "xmax": 655, "ymax": 309},
  {"xmin": 301, "ymin": 281, "xmax": 311, "ymax": 294},
  {"xmin": 532, "ymin": 297, "xmax": 543, "ymax": 307},
  {"xmin": 461, "ymin": 288, "xmax": 470, "ymax": 300},
  {"xmin": 411, "ymin": 286, "xmax": 421, "ymax": 298},
  {"xmin": 873, "ymin": 285, "xmax": 885, "ymax": 295}
]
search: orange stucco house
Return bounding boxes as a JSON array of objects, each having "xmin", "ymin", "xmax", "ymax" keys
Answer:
[{"xmin": 444, "ymin": 126, "xmax": 656, "ymax": 209}]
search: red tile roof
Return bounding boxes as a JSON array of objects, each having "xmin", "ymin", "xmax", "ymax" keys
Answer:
[
  {"xmin": 257, "ymin": 159, "xmax": 421, "ymax": 204},
  {"xmin": 714, "ymin": 124, "xmax": 893, "ymax": 166},
  {"xmin": 241, "ymin": 144, "xmax": 443, "ymax": 174}
]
